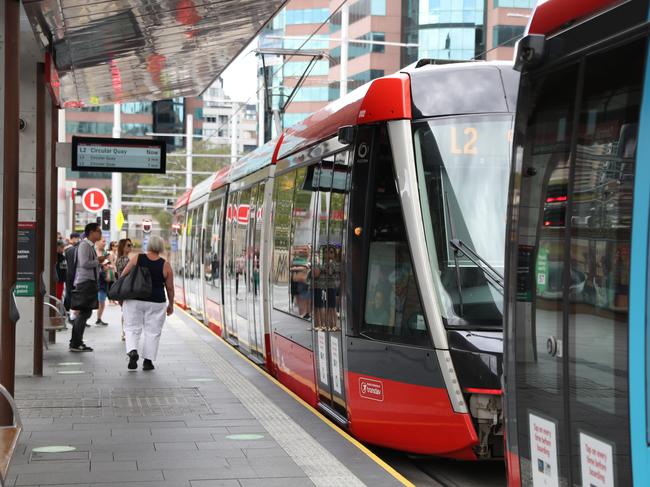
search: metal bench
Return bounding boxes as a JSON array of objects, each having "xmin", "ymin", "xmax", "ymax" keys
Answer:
[
  {"xmin": 43, "ymin": 294, "xmax": 67, "ymax": 349},
  {"xmin": 0, "ymin": 385, "xmax": 22, "ymax": 487}
]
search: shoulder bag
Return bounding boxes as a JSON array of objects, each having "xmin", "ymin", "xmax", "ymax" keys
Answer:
[
  {"xmin": 108, "ymin": 255, "xmax": 152, "ymax": 300},
  {"xmin": 70, "ymin": 242, "xmax": 99, "ymax": 310},
  {"xmin": 70, "ymin": 279, "xmax": 99, "ymax": 310}
]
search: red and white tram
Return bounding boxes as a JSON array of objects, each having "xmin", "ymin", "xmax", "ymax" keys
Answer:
[{"xmin": 173, "ymin": 61, "xmax": 517, "ymax": 458}]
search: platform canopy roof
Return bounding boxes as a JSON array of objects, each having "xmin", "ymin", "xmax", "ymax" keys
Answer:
[{"xmin": 23, "ymin": 0, "xmax": 288, "ymax": 107}]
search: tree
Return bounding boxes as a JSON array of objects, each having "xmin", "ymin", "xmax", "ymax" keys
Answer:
[{"xmin": 124, "ymin": 141, "xmax": 232, "ymax": 237}]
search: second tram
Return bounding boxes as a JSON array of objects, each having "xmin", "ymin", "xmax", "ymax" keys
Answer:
[{"xmin": 505, "ymin": 0, "xmax": 650, "ymax": 485}]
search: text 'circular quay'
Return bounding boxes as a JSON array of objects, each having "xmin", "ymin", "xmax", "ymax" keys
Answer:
[{"xmin": 1, "ymin": 0, "xmax": 647, "ymax": 486}]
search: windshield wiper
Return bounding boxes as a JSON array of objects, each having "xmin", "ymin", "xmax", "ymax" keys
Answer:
[
  {"xmin": 449, "ymin": 239, "xmax": 504, "ymax": 294},
  {"xmin": 444, "ymin": 193, "xmax": 465, "ymax": 317}
]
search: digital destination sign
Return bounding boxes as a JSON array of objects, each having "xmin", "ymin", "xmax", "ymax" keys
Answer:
[{"xmin": 72, "ymin": 136, "xmax": 166, "ymax": 174}]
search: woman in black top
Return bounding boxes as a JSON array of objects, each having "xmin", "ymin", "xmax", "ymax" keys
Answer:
[{"xmin": 120, "ymin": 235, "xmax": 175, "ymax": 370}]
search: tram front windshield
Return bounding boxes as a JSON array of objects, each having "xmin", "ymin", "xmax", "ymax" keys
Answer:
[{"xmin": 412, "ymin": 114, "xmax": 512, "ymax": 328}]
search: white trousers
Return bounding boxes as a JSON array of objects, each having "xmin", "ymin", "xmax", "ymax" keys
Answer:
[{"xmin": 122, "ymin": 300, "xmax": 166, "ymax": 360}]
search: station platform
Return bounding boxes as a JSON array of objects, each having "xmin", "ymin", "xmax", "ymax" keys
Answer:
[{"xmin": 9, "ymin": 304, "xmax": 407, "ymax": 487}]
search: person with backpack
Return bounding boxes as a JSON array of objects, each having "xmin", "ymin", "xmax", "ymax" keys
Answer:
[
  {"xmin": 63, "ymin": 234, "xmax": 81, "ymax": 323},
  {"xmin": 68, "ymin": 223, "xmax": 105, "ymax": 352}
]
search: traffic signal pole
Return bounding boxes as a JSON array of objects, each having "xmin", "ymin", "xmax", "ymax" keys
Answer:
[{"xmin": 111, "ymin": 104, "xmax": 122, "ymax": 241}]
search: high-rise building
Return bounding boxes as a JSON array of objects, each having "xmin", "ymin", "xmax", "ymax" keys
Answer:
[
  {"xmin": 259, "ymin": 0, "xmax": 533, "ymax": 134},
  {"xmin": 485, "ymin": 0, "xmax": 534, "ymax": 61},
  {"xmin": 329, "ymin": 0, "xmax": 400, "ymax": 95},
  {"xmin": 402, "ymin": 0, "xmax": 486, "ymax": 65},
  {"xmin": 275, "ymin": 0, "xmax": 332, "ymax": 128}
]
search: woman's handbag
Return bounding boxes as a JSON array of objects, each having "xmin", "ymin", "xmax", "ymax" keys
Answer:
[
  {"xmin": 108, "ymin": 262, "xmax": 152, "ymax": 300},
  {"xmin": 70, "ymin": 280, "xmax": 99, "ymax": 310}
]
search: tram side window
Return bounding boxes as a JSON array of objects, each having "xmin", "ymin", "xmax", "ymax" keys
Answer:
[
  {"xmin": 187, "ymin": 209, "xmax": 196, "ymax": 278},
  {"xmin": 272, "ymin": 171, "xmax": 297, "ymax": 312},
  {"xmin": 288, "ymin": 167, "xmax": 313, "ymax": 319},
  {"xmin": 171, "ymin": 210, "xmax": 185, "ymax": 281},
  {"xmin": 567, "ymin": 42, "xmax": 643, "ymax": 419},
  {"xmin": 193, "ymin": 206, "xmax": 204, "ymax": 280},
  {"xmin": 362, "ymin": 129, "xmax": 431, "ymax": 347},
  {"xmin": 205, "ymin": 196, "xmax": 224, "ymax": 295}
]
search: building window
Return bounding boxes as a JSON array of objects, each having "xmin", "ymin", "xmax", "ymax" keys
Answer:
[
  {"xmin": 418, "ymin": 27, "xmax": 482, "ymax": 61},
  {"xmin": 350, "ymin": 0, "xmax": 386, "ymax": 22},
  {"xmin": 493, "ymin": 0, "xmax": 535, "ymax": 7},
  {"xmin": 283, "ymin": 38, "xmax": 329, "ymax": 50},
  {"xmin": 283, "ymin": 113, "xmax": 310, "ymax": 127},
  {"xmin": 370, "ymin": 0, "xmax": 386, "ymax": 15},
  {"xmin": 121, "ymin": 102, "xmax": 152, "ymax": 114},
  {"xmin": 330, "ymin": 32, "xmax": 386, "ymax": 66},
  {"xmin": 293, "ymin": 86, "xmax": 330, "ymax": 102},
  {"xmin": 328, "ymin": 70, "xmax": 385, "ymax": 101},
  {"xmin": 492, "ymin": 25, "xmax": 525, "ymax": 48},
  {"xmin": 66, "ymin": 121, "xmax": 114, "ymax": 135},
  {"xmin": 349, "ymin": 69, "xmax": 384, "ymax": 91},
  {"xmin": 121, "ymin": 123, "xmax": 153, "ymax": 136},
  {"xmin": 330, "ymin": 0, "xmax": 386, "ymax": 32},
  {"xmin": 286, "ymin": 8, "xmax": 329, "ymax": 25},
  {"xmin": 284, "ymin": 60, "xmax": 329, "ymax": 77}
]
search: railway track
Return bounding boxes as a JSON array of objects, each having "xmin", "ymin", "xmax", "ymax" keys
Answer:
[{"xmin": 374, "ymin": 448, "xmax": 507, "ymax": 487}]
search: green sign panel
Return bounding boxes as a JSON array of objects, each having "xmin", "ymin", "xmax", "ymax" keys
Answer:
[
  {"xmin": 536, "ymin": 246, "xmax": 549, "ymax": 296},
  {"xmin": 16, "ymin": 222, "xmax": 37, "ymax": 297}
]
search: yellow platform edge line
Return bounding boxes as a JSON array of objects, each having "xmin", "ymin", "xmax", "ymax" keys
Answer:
[{"xmin": 176, "ymin": 305, "xmax": 415, "ymax": 487}]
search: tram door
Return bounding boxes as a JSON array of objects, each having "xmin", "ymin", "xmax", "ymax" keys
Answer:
[
  {"xmin": 246, "ymin": 182, "xmax": 265, "ymax": 363},
  {"xmin": 222, "ymin": 196, "xmax": 238, "ymax": 344},
  {"xmin": 507, "ymin": 40, "xmax": 644, "ymax": 486},
  {"xmin": 186, "ymin": 205, "xmax": 204, "ymax": 318},
  {"xmin": 312, "ymin": 153, "xmax": 350, "ymax": 419}
]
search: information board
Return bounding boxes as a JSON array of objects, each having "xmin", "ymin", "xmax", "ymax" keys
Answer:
[
  {"xmin": 72, "ymin": 136, "xmax": 166, "ymax": 174},
  {"xmin": 16, "ymin": 222, "xmax": 37, "ymax": 297}
]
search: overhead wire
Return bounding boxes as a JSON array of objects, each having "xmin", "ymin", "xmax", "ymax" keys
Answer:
[
  {"xmin": 199, "ymin": 0, "xmax": 350, "ymax": 147},
  {"xmin": 197, "ymin": 3, "xmax": 527, "ymax": 149}
]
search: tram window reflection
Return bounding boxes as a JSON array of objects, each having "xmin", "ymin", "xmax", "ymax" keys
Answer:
[
  {"xmin": 289, "ymin": 167, "xmax": 314, "ymax": 319},
  {"xmin": 361, "ymin": 128, "xmax": 430, "ymax": 346},
  {"xmin": 272, "ymin": 171, "xmax": 296, "ymax": 312}
]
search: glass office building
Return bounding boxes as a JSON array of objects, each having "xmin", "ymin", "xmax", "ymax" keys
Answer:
[{"xmin": 402, "ymin": 0, "xmax": 486, "ymax": 64}]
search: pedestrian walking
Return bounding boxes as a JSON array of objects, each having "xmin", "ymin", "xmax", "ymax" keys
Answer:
[
  {"xmin": 115, "ymin": 238, "xmax": 132, "ymax": 341},
  {"xmin": 120, "ymin": 235, "xmax": 174, "ymax": 370},
  {"xmin": 55, "ymin": 240, "xmax": 67, "ymax": 300},
  {"xmin": 106, "ymin": 241, "xmax": 118, "ymax": 304},
  {"xmin": 63, "ymin": 233, "xmax": 82, "ymax": 324},
  {"xmin": 69, "ymin": 223, "xmax": 105, "ymax": 352},
  {"xmin": 94, "ymin": 238, "xmax": 110, "ymax": 326},
  {"xmin": 115, "ymin": 239, "xmax": 132, "ymax": 277}
]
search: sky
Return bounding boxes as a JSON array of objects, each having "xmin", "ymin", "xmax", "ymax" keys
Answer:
[{"xmin": 221, "ymin": 40, "xmax": 260, "ymax": 103}]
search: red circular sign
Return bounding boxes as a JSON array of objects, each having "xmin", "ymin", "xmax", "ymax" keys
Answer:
[{"xmin": 81, "ymin": 188, "xmax": 107, "ymax": 213}]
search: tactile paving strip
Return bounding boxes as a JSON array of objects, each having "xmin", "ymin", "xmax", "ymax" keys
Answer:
[
  {"xmin": 169, "ymin": 315, "xmax": 366, "ymax": 487},
  {"xmin": 110, "ymin": 387, "xmax": 213, "ymax": 416},
  {"xmin": 16, "ymin": 388, "xmax": 102, "ymax": 417}
]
